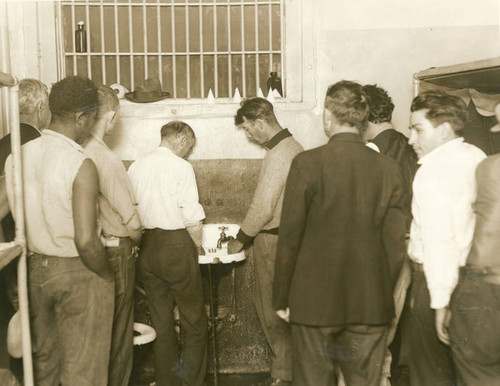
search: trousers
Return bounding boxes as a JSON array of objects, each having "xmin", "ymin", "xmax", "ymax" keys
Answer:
[
  {"xmin": 253, "ymin": 233, "xmax": 292, "ymax": 381},
  {"xmin": 408, "ymin": 270, "xmax": 457, "ymax": 386},
  {"xmin": 138, "ymin": 228, "xmax": 207, "ymax": 386},
  {"xmin": 106, "ymin": 237, "xmax": 135, "ymax": 386},
  {"xmin": 291, "ymin": 323, "xmax": 388, "ymax": 386},
  {"xmin": 449, "ymin": 266, "xmax": 500, "ymax": 386},
  {"xmin": 28, "ymin": 254, "xmax": 114, "ymax": 386}
]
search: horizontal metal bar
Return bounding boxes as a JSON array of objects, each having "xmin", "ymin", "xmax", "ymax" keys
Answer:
[
  {"xmin": 62, "ymin": 2, "xmax": 280, "ymax": 7},
  {"xmin": 64, "ymin": 50, "xmax": 281, "ymax": 56}
]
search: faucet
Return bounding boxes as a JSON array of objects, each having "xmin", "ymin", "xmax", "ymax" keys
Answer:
[{"xmin": 217, "ymin": 226, "xmax": 233, "ymax": 249}]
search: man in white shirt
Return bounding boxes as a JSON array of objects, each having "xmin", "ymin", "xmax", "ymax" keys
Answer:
[
  {"xmin": 407, "ymin": 90, "xmax": 486, "ymax": 386},
  {"xmin": 128, "ymin": 121, "xmax": 207, "ymax": 386}
]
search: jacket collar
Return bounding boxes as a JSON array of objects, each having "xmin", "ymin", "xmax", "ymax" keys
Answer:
[
  {"xmin": 328, "ymin": 132, "xmax": 363, "ymax": 144},
  {"xmin": 265, "ymin": 129, "xmax": 292, "ymax": 150}
]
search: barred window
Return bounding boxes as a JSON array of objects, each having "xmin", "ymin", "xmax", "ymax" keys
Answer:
[{"xmin": 56, "ymin": 0, "xmax": 284, "ymax": 99}]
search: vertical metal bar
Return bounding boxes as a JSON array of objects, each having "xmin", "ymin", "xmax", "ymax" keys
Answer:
[
  {"xmin": 35, "ymin": 2, "xmax": 42, "ymax": 80},
  {"xmin": 207, "ymin": 264, "xmax": 218, "ymax": 386},
  {"xmin": 185, "ymin": 3, "xmax": 190, "ymax": 98},
  {"xmin": 128, "ymin": 0, "xmax": 134, "ymax": 90},
  {"xmin": 199, "ymin": 1, "xmax": 204, "ymax": 98},
  {"xmin": 226, "ymin": 3, "xmax": 232, "ymax": 97},
  {"xmin": 71, "ymin": 3, "xmax": 77, "ymax": 75},
  {"xmin": 254, "ymin": 3, "xmax": 259, "ymax": 93},
  {"xmin": 268, "ymin": 0, "xmax": 272, "ymax": 78},
  {"xmin": 171, "ymin": 3, "xmax": 176, "ymax": 98},
  {"xmin": 55, "ymin": 2, "xmax": 65, "ymax": 79},
  {"xmin": 240, "ymin": 3, "xmax": 246, "ymax": 97},
  {"xmin": 9, "ymin": 82, "xmax": 34, "ymax": 386},
  {"xmin": 114, "ymin": 0, "xmax": 120, "ymax": 84},
  {"xmin": 213, "ymin": 2, "xmax": 218, "ymax": 97},
  {"xmin": 100, "ymin": 1, "xmax": 106, "ymax": 84},
  {"xmin": 85, "ymin": 2, "xmax": 91, "ymax": 78},
  {"xmin": 157, "ymin": 0, "xmax": 162, "ymax": 86},
  {"xmin": 143, "ymin": 0, "xmax": 148, "ymax": 79},
  {"xmin": 279, "ymin": 0, "xmax": 284, "ymax": 96}
]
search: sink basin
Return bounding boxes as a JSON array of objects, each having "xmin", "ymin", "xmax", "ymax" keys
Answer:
[{"xmin": 198, "ymin": 224, "xmax": 246, "ymax": 264}]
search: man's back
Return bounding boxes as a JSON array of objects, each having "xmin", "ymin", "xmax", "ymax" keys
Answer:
[
  {"xmin": 274, "ymin": 133, "xmax": 407, "ymax": 326},
  {"xmin": 6, "ymin": 130, "xmax": 86, "ymax": 256}
]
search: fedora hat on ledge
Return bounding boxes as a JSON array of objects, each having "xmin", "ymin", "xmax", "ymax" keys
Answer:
[{"xmin": 125, "ymin": 78, "xmax": 170, "ymax": 103}]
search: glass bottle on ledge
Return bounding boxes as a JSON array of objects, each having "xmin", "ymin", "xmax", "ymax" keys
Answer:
[
  {"xmin": 75, "ymin": 21, "xmax": 87, "ymax": 53},
  {"xmin": 267, "ymin": 71, "xmax": 283, "ymax": 97}
]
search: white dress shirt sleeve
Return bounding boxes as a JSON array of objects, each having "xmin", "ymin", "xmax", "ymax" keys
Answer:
[{"xmin": 178, "ymin": 163, "xmax": 205, "ymax": 227}]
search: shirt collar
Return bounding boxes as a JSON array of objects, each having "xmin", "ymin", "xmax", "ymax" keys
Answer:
[
  {"xmin": 43, "ymin": 129, "xmax": 84, "ymax": 152},
  {"xmin": 265, "ymin": 129, "xmax": 292, "ymax": 150},
  {"xmin": 418, "ymin": 137, "xmax": 464, "ymax": 166}
]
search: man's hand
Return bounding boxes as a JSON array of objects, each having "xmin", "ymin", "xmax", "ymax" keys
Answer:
[
  {"xmin": 435, "ymin": 306, "xmax": 452, "ymax": 345},
  {"xmin": 276, "ymin": 308, "xmax": 290, "ymax": 323},
  {"xmin": 228, "ymin": 238, "xmax": 244, "ymax": 254},
  {"xmin": 197, "ymin": 246, "xmax": 206, "ymax": 256}
]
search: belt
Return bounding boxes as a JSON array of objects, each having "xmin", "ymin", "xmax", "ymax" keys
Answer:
[
  {"xmin": 410, "ymin": 260, "xmax": 424, "ymax": 273},
  {"xmin": 101, "ymin": 235, "xmax": 130, "ymax": 248},
  {"xmin": 460, "ymin": 265, "xmax": 500, "ymax": 286},
  {"xmin": 260, "ymin": 228, "xmax": 279, "ymax": 236}
]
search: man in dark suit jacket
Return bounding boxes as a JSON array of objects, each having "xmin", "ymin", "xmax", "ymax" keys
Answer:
[{"xmin": 273, "ymin": 80, "xmax": 407, "ymax": 386}]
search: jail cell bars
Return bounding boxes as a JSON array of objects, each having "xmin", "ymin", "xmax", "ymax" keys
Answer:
[{"xmin": 59, "ymin": 0, "xmax": 283, "ymax": 99}]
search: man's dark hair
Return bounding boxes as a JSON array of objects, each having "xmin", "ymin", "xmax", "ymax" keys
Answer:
[
  {"xmin": 234, "ymin": 97, "xmax": 276, "ymax": 126},
  {"xmin": 325, "ymin": 81, "xmax": 369, "ymax": 131},
  {"xmin": 49, "ymin": 76, "xmax": 98, "ymax": 120},
  {"xmin": 411, "ymin": 90, "xmax": 468, "ymax": 136},
  {"xmin": 363, "ymin": 84, "xmax": 395, "ymax": 124},
  {"xmin": 160, "ymin": 120, "xmax": 195, "ymax": 140}
]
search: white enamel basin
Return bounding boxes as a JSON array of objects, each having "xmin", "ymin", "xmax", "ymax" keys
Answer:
[{"xmin": 198, "ymin": 224, "xmax": 246, "ymax": 264}]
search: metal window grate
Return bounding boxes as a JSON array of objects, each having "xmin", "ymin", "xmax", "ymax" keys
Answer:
[{"xmin": 58, "ymin": 0, "xmax": 283, "ymax": 99}]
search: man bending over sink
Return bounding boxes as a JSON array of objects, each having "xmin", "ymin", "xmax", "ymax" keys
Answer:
[
  {"xmin": 128, "ymin": 121, "xmax": 207, "ymax": 386},
  {"xmin": 228, "ymin": 97, "xmax": 303, "ymax": 386}
]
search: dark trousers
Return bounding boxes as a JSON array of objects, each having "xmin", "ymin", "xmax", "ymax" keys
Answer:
[
  {"xmin": 138, "ymin": 228, "xmax": 207, "ymax": 386},
  {"xmin": 449, "ymin": 266, "xmax": 500, "ymax": 386},
  {"xmin": 106, "ymin": 238, "xmax": 135, "ymax": 386},
  {"xmin": 291, "ymin": 323, "xmax": 388, "ymax": 386},
  {"xmin": 408, "ymin": 270, "xmax": 457, "ymax": 386},
  {"xmin": 28, "ymin": 254, "xmax": 114, "ymax": 386},
  {"xmin": 253, "ymin": 233, "xmax": 292, "ymax": 381}
]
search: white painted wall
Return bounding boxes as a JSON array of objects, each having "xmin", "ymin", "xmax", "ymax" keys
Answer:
[{"xmin": 3, "ymin": 0, "xmax": 500, "ymax": 159}]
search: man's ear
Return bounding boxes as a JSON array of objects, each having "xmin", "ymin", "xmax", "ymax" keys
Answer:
[
  {"xmin": 438, "ymin": 121, "xmax": 454, "ymax": 140},
  {"xmin": 75, "ymin": 111, "xmax": 85, "ymax": 126}
]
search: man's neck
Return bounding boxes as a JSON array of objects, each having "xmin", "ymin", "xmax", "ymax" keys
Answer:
[
  {"xmin": 20, "ymin": 116, "xmax": 40, "ymax": 131},
  {"xmin": 90, "ymin": 120, "xmax": 107, "ymax": 141},
  {"xmin": 48, "ymin": 121, "xmax": 78, "ymax": 142},
  {"xmin": 363, "ymin": 121, "xmax": 392, "ymax": 141}
]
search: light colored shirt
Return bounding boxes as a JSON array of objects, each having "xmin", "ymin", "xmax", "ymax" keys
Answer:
[
  {"xmin": 127, "ymin": 146, "xmax": 205, "ymax": 230},
  {"xmin": 84, "ymin": 134, "xmax": 139, "ymax": 238},
  {"xmin": 408, "ymin": 138, "xmax": 486, "ymax": 309},
  {"xmin": 467, "ymin": 154, "xmax": 500, "ymax": 268},
  {"xmin": 240, "ymin": 132, "xmax": 303, "ymax": 238},
  {"xmin": 5, "ymin": 130, "xmax": 88, "ymax": 257}
]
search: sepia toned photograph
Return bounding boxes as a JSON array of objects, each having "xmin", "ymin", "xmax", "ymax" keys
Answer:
[{"xmin": 0, "ymin": 0, "xmax": 499, "ymax": 385}]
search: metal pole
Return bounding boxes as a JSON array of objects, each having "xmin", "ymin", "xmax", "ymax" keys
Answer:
[
  {"xmin": 9, "ymin": 81, "xmax": 34, "ymax": 386},
  {"xmin": 207, "ymin": 264, "xmax": 218, "ymax": 386}
]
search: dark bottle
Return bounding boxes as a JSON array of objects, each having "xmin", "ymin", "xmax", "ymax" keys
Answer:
[
  {"xmin": 267, "ymin": 72, "xmax": 283, "ymax": 97},
  {"xmin": 75, "ymin": 21, "xmax": 87, "ymax": 53}
]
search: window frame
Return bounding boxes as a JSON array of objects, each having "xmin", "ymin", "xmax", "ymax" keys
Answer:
[{"xmin": 36, "ymin": 0, "xmax": 317, "ymax": 118}]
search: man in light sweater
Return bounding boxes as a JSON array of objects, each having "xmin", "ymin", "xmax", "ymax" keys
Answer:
[{"xmin": 228, "ymin": 97, "xmax": 303, "ymax": 386}]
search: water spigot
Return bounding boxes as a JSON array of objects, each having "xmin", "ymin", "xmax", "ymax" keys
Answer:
[{"xmin": 217, "ymin": 226, "xmax": 233, "ymax": 249}]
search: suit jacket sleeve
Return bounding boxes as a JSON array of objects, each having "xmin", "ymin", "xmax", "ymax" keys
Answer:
[
  {"xmin": 273, "ymin": 156, "xmax": 311, "ymax": 310},
  {"xmin": 382, "ymin": 166, "xmax": 408, "ymax": 288}
]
